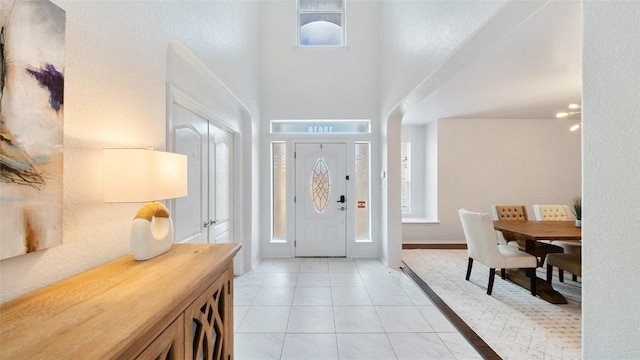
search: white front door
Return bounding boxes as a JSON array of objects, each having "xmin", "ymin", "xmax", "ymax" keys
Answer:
[{"xmin": 295, "ymin": 143, "xmax": 347, "ymax": 257}]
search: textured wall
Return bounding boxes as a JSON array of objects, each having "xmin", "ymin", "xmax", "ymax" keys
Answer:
[
  {"xmin": 582, "ymin": 2, "xmax": 640, "ymax": 358},
  {"xmin": 0, "ymin": 1, "xmax": 260, "ymax": 304},
  {"xmin": 377, "ymin": 0, "xmax": 505, "ymax": 118}
]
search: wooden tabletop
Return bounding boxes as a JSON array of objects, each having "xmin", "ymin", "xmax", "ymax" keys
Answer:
[{"xmin": 493, "ymin": 221, "xmax": 581, "ymax": 241}]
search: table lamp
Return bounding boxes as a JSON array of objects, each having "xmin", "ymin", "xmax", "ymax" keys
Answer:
[{"xmin": 103, "ymin": 148, "xmax": 187, "ymax": 260}]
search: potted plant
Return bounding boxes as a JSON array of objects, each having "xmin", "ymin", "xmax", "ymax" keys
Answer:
[{"xmin": 571, "ymin": 196, "xmax": 582, "ymax": 227}]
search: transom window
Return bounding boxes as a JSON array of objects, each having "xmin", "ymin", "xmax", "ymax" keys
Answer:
[
  {"xmin": 298, "ymin": 0, "xmax": 345, "ymax": 46},
  {"xmin": 271, "ymin": 120, "xmax": 369, "ymax": 134}
]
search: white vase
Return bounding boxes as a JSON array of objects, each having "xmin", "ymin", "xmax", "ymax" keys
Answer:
[{"xmin": 575, "ymin": 220, "xmax": 581, "ymax": 228}]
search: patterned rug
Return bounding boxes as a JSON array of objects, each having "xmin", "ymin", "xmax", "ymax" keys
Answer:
[{"xmin": 402, "ymin": 249, "xmax": 581, "ymax": 360}]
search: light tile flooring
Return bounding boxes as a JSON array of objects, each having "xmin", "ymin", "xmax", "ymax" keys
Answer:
[{"xmin": 233, "ymin": 258, "xmax": 482, "ymax": 360}]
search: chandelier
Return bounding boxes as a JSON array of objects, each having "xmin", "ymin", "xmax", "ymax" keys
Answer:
[{"xmin": 556, "ymin": 104, "xmax": 581, "ymax": 131}]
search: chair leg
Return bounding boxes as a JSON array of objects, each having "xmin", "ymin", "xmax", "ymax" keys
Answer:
[
  {"xmin": 538, "ymin": 254, "xmax": 546, "ymax": 268},
  {"xmin": 466, "ymin": 258, "xmax": 473, "ymax": 281},
  {"xmin": 487, "ymin": 268, "xmax": 496, "ymax": 295},
  {"xmin": 528, "ymin": 269, "xmax": 537, "ymax": 297},
  {"xmin": 558, "ymin": 269, "xmax": 564, "ymax": 282},
  {"xmin": 547, "ymin": 265, "xmax": 553, "ymax": 283},
  {"xmin": 501, "ymin": 268, "xmax": 506, "ymax": 280}
]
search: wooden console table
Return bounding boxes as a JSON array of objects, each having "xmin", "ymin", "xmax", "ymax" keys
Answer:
[{"xmin": 0, "ymin": 243, "xmax": 241, "ymax": 359}]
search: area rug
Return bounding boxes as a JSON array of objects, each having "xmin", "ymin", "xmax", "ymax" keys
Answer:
[{"xmin": 402, "ymin": 249, "xmax": 581, "ymax": 360}]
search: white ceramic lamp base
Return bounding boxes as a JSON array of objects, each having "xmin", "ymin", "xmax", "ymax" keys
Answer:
[{"xmin": 130, "ymin": 202, "xmax": 174, "ymax": 261}]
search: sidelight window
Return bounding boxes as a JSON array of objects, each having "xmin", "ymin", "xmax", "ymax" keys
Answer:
[
  {"xmin": 355, "ymin": 142, "xmax": 370, "ymax": 241},
  {"xmin": 272, "ymin": 142, "xmax": 287, "ymax": 240}
]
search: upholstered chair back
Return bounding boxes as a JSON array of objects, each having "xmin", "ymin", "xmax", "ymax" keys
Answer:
[
  {"xmin": 492, "ymin": 205, "xmax": 528, "ymax": 221},
  {"xmin": 533, "ymin": 205, "xmax": 574, "ymax": 221},
  {"xmin": 491, "ymin": 205, "xmax": 528, "ymax": 245}
]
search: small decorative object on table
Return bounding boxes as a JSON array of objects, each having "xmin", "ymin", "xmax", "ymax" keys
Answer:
[{"xmin": 571, "ymin": 196, "xmax": 581, "ymax": 228}]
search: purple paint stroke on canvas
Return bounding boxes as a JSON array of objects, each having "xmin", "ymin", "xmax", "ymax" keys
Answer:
[{"xmin": 26, "ymin": 63, "xmax": 64, "ymax": 111}]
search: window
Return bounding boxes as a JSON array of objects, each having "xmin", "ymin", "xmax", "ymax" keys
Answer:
[
  {"xmin": 271, "ymin": 119, "xmax": 369, "ymax": 134},
  {"xmin": 298, "ymin": 0, "xmax": 345, "ymax": 46},
  {"xmin": 272, "ymin": 142, "xmax": 287, "ymax": 240},
  {"xmin": 401, "ymin": 142, "xmax": 411, "ymax": 213},
  {"xmin": 401, "ymin": 123, "xmax": 438, "ymax": 222},
  {"xmin": 310, "ymin": 158, "xmax": 331, "ymax": 213},
  {"xmin": 355, "ymin": 142, "xmax": 370, "ymax": 241}
]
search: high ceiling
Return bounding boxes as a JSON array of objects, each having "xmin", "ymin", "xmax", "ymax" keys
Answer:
[{"xmin": 402, "ymin": 1, "xmax": 582, "ymax": 124}]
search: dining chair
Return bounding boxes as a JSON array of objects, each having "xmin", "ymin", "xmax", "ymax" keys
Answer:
[
  {"xmin": 546, "ymin": 253, "xmax": 581, "ymax": 284},
  {"xmin": 491, "ymin": 204, "xmax": 564, "ymax": 266},
  {"xmin": 532, "ymin": 204, "xmax": 574, "ymax": 221},
  {"xmin": 458, "ymin": 209, "xmax": 538, "ymax": 296},
  {"xmin": 491, "ymin": 205, "xmax": 528, "ymax": 247},
  {"xmin": 532, "ymin": 204, "xmax": 582, "ymax": 255}
]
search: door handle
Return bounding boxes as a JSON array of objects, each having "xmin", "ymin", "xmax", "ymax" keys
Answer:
[
  {"xmin": 337, "ymin": 195, "xmax": 346, "ymax": 203},
  {"xmin": 203, "ymin": 219, "xmax": 218, "ymax": 228}
]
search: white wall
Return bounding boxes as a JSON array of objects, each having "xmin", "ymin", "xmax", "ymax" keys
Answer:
[
  {"xmin": 378, "ymin": 0, "xmax": 505, "ymax": 118},
  {"xmin": 0, "ymin": 0, "xmax": 261, "ymax": 304},
  {"xmin": 258, "ymin": 0, "xmax": 382, "ymax": 257},
  {"xmin": 259, "ymin": 1, "xmax": 379, "ymax": 120},
  {"xmin": 582, "ymin": 2, "xmax": 640, "ymax": 358},
  {"xmin": 402, "ymin": 118, "xmax": 581, "ymax": 243}
]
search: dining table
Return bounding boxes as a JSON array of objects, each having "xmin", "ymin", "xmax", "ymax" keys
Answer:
[{"xmin": 493, "ymin": 220, "xmax": 581, "ymax": 304}]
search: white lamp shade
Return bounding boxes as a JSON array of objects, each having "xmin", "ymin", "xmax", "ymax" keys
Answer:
[{"xmin": 103, "ymin": 149, "xmax": 187, "ymax": 202}]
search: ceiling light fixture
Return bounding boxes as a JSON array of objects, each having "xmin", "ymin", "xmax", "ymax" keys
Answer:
[
  {"xmin": 556, "ymin": 103, "xmax": 582, "ymax": 131},
  {"xmin": 556, "ymin": 103, "xmax": 582, "ymax": 118}
]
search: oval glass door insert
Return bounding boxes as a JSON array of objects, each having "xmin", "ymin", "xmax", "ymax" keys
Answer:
[{"xmin": 310, "ymin": 158, "xmax": 331, "ymax": 213}]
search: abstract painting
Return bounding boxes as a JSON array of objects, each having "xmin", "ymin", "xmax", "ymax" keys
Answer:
[{"xmin": 0, "ymin": 0, "xmax": 65, "ymax": 259}]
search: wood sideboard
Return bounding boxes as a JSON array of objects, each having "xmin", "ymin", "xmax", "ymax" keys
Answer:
[{"xmin": 0, "ymin": 243, "xmax": 241, "ymax": 359}]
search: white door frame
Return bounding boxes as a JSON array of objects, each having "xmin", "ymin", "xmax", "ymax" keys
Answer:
[{"xmin": 263, "ymin": 135, "xmax": 379, "ymax": 260}]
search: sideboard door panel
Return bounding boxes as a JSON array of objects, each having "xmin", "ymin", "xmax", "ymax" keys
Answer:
[
  {"xmin": 185, "ymin": 267, "xmax": 233, "ymax": 360},
  {"xmin": 136, "ymin": 314, "xmax": 185, "ymax": 360}
]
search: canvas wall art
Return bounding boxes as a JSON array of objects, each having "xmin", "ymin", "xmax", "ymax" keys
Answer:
[{"xmin": 0, "ymin": 0, "xmax": 65, "ymax": 259}]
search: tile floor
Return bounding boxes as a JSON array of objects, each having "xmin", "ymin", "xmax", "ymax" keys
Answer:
[{"xmin": 233, "ymin": 257, "xmax": 482, "ymax": 360}]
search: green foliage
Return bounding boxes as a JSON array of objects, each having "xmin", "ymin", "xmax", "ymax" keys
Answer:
[{"xmin": 571, "ymin": 196, "xmax": 582, "ymax": 220}]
